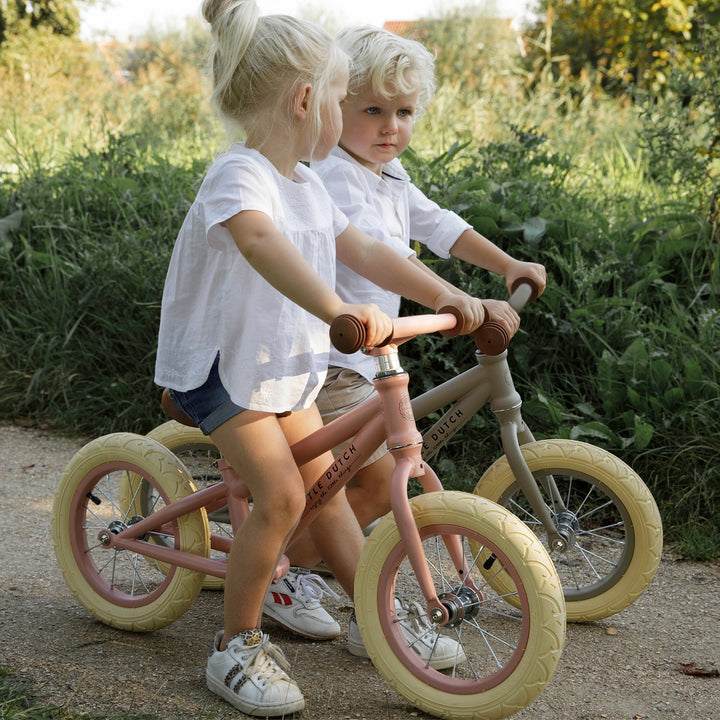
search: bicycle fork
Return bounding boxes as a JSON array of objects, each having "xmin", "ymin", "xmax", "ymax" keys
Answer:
[
  {"xmin": 482, "ymin": 351, "xmax": 572, "ymax": 552},
  {"xmin": 373, "ymin": 347, "xmax": 480, "ymax": 626}
]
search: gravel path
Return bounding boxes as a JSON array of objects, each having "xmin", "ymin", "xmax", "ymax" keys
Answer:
[{"xmin": 1, "ymin": 421, "xmax": 719, "ymax": 720}]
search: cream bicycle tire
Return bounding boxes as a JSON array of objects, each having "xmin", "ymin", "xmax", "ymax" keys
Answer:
[
  {"xmin": 354, "ymin": 491, "xmax": 565, "ymax": 720},
  {"xmin": 52, "ymin": 433, "xmax": 209, "ymax": 632},
  {"xmin": 142, "ymin": 420, "xmax": 226, "ymax": 590},
  {"xmin": 474, "ymin": 439, "xmax": 662, "ymax": 622}
]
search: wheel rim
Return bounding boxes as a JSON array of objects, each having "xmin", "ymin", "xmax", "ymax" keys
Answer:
[
  {"xmin": 70, "ymin": 461, "xmax": 178, "ymax": 607},
  {"xmin": 375, "ymin": 522, "xmax": 531, "ymax": 692},
  {"xmin": 500, "ymin": 469, "xmax": 634, "ymax": 602}
]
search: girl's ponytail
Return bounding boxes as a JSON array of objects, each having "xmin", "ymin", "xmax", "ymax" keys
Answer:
[
  {"xmin": 200, "ymin": 1, "xmax": 347, "ymax": 153},
  {"xmin": 202, "ymin": 0, "xmax": 260, "ymax": 119}
]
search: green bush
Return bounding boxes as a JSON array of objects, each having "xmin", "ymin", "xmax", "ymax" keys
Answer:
[
  {"xmin": 400, "ymin": 126, "xmax": 719, "ymax": 552},
  {"xmin": 0, "ymin": 134, "xmax": 210, "ymax": 432},
  {"xmin": 0, "ymin": 15, "xmax": 718, "ymax": 558}
]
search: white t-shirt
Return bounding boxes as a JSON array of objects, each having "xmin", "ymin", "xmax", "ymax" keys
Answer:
[
  {"xmin": 315, "ymin": 146, "xmax": 471, "ymax": 381},
  {"xmin": 155, "ymin": 144, "xmax": 349, "ymax": 413}
]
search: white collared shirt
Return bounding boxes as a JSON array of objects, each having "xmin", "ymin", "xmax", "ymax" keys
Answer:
[
  {"xmin": 155, "ymin": 144, "xmax": 348, "ymax": 412},
  {"xmin": 315, "ymin": 146, "xmax": 471, "ymax": 380}
]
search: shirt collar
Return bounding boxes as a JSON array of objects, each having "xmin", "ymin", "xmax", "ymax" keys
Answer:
[{"xmin": 330, "ymin": 146, "xmax": 410, "ymax": 186}]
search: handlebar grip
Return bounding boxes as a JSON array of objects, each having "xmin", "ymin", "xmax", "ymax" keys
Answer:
[
  {"xmin": 473, "ymin": 322, "xmax": 510, "ymax": 356},
  {"xmin": 510, "ymin": 276, "xmax": 540, "ymax": 309},
  {"xmin": 474, "ymin": 278, "xmax": 539, "ymax": 354},
  {"xmin": 436, "ymin": 305, "xmax": 464, "ymax": 337},
  {"xmin": 329, "ymin": 314, "xmax": 367, "ymax": 354}
]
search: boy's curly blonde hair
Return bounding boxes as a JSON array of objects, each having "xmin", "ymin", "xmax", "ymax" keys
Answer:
[{"xmin": 336, "ymin": 25, "xmax": 436, "ymax": 118}]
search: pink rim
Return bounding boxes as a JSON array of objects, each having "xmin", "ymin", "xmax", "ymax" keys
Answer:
[
  {"xmin": 375, "ymin": 522, "xmax": 531, "ymax": 693},
  {"xmin": 68, "ymin": 461, "xmax": 177, "ymax": 608}
]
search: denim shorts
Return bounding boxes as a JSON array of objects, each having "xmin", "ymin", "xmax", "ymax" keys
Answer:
[{"xmin": 168, "ymin": 355, "xmax": 245, "ymax": 435}]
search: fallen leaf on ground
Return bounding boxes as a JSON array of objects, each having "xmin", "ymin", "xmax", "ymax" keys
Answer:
[{"xmin": 676, "ymin": 662, "xmax": 720, "ymax": 677}]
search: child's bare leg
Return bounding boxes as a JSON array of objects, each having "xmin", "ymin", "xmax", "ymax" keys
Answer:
[
  {"xmin": 285, "ymin": 452, "xmax": 394, "ymax": 572},
  {"xmin": 345, "ymin": 452, "xmax": 394, "ymax": 527},
  {"xmin": 279, "ymin": 406, "xmax": 365, "ymax": 598},
  {"xmin": 210, "ymin": 411, "xmax": 306, "ymax": 648}
]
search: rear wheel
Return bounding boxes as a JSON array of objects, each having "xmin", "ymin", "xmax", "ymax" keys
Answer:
[
  {"xmin": 52, "ymin": 433, "xmax": 209, "ymax": 631},
  {"xmin": 144, "ymin": 421, "xmax": 227, "ymax": 590}
]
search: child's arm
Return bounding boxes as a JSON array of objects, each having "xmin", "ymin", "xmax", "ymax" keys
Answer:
[
  {"xmin": 336, "ymin": 223, "xmax": 486, "ymax": 333},
  {"xmin": 449, "ymin": 229, "xmax": 547, "ymax": 297},
  {"xmin": 223, "ymin": 210, "xmax": 392, "ymax": 345}
]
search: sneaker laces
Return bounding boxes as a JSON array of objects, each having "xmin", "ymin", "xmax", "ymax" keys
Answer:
[
  {"xmin": 395, "ymin": 599, "xmax": 438, "ymax": 650},
  {"xmin": 290, "ymin": 568, "xmax": 340, "ymax": 606},
  {"xmin": 239, "ymin": 635, "xmax": 293, "ymax": 689}
]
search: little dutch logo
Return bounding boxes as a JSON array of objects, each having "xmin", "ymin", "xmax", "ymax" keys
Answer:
[{"xmin": 424, "ymin": 408, "xmax": 465, "ymax": 449}]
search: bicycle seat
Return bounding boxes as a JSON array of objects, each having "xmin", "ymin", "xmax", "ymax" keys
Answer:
[{"xmin": 161, "ymin": 388, "xmax": 198, "ymax": 427}]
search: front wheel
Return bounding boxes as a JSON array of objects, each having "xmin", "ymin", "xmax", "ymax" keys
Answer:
[
  {"xmin": 354, "ymin": 491, "xmax": 565, "ymax": 720},
  {"xmin": 474, "ymin": 439, "xmax": 662, "ymax": 623},
  {"xmin": 52, "ymin": 433, "xmax": 210, "ymax": 631}
]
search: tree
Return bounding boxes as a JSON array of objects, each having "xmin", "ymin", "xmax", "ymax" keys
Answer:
[
  {"xmin": 0, "ymin": 0, "xmax": 85, "ymax": 48},
  {"xmin": 524, "ymin": 0, "xmax": 720, "ymax": 93}
]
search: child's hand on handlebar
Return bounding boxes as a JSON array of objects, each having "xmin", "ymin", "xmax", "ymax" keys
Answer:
[
  {"xmin": 482, "ymin": 299, "xmax": 521, "ymax": 339},
  {"xmin": 505, "ymin": 261, "xmax": 547, "ymax": 298},
  {"xmin": 337, "ymin": 302, "xmax": 393, "ymax": 348},
  {"xmin": 433, "ymin": 291, "xmax": 487, "ymax": 334}
]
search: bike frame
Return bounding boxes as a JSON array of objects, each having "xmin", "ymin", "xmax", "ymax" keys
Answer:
[
  {"xmin": 102, "ymin": 311, "xmax": 476, "ymax": 627},
  {"xmin": 413, "ymin": 349, "xmax": 570, "ymax": 551}
]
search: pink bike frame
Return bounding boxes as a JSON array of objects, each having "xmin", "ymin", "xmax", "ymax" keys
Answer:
[{"xmin": 105, "ymin": 311, "xmax": 479, "ymax": 626}]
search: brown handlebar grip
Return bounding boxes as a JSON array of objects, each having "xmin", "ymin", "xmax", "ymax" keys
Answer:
[
  {"xmin": 436, "ymin": 305, "xmax": 464, "ymax": 337},
  {"xmin": 510, "ymin": 276, "xmax": 540, "ymax": 303},
  {"xmin": 329, "ymin": 314, "xmax": 366, "ymax": 354},
  {"xmin": 474, "ymin": 321, "xmax": 510, "ymax": 356}
]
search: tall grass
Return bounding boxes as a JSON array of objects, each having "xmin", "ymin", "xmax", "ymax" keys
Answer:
[{"xmin": 0, "ymin": 21, "xmax": 718, "ymax": 558}]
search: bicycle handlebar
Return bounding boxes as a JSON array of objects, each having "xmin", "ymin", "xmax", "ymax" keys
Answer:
[
  {"xmin": 473, "ymin": 276, "xmax": 539, "ymax": 355},
  {"xmin": 330, "ymin": 277, "xmax": 540, "ymax": 356}
]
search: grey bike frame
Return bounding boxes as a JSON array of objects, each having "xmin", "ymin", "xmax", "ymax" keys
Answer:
[{"xmin": 411, "ymin": 336, "xmax": 571, "ymax": 552}]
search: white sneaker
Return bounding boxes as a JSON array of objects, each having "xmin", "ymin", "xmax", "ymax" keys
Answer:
[
  {"xmin": 263, "ymin": 567, "xmax": 341, "ymax": 639},
  {"xmin": 206, "ymin": 629, "xmax": 305, "ymax": 717},
  {"xmin": 348, "ymin": 601, "xmax": 467, "ymax": 670}
]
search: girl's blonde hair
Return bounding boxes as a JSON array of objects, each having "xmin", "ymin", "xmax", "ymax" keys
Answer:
[
  {"xmin": 336, "ymin": 26, "xmax": 436, "ymax": 118},
  {"xmin": 201, "ymin": 0, "xmax": 348, "ymax": 149}
]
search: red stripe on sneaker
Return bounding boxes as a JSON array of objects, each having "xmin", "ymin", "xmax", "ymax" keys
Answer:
[{"xmin": 271, "ymin": 592, "xmax": 292, "ymax": 607}]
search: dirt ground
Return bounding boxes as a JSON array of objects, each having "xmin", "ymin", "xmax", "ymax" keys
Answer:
[{"xmin": 1, "ymin": 421, "xmax": 719, "ymax": 720}]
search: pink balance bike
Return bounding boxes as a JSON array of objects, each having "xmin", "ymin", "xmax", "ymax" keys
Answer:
[
  {"xmin": 141, "ymin": 281, "xmax": 662, "ymax": 622},
  {"xmin": 52, "ymin": 287, "xmax": 566, "ymax": 720}
]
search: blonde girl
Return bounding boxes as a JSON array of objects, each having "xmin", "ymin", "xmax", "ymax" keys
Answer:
[{"xmin": 154, "ymin": 2, "xmax": 485, "ymax": 716}]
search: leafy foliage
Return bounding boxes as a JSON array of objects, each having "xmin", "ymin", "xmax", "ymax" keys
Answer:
[
  {"xmin": 0, "ymin": 134, "xmax": 209, "ymax": 433},
  {"xmin": 635, "ymin": 20, "xmax": 720, "ymax": 227},
  {"xmin": 0, "ymin": 10, "xmax": 717, "ymax": 556},
  {"xmin": 400, "ymin": 127, "xmax": 719, "ymax": 545},
  {"xmin": 525, "ymin": 0, "xmax": 720, "ymax": 93},
  {"xmin": 0, "ymin": 0, "xmax": 81, "ymax": 47},
  {"xmin": 414, "ymin": 9, "xmax": 526, "ymax": 95}
]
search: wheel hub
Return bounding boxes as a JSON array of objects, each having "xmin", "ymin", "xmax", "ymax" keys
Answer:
[
  {"xmin": 97, "ymin": 515, "xmax": 148, "ymax": 546},
  {"xmin": 552, "ymin": 510, "xmax": 580, "ymax": 551},
  {"xmin": 437, "ymin": 585, "xmax": 482, "ymax": 628}
]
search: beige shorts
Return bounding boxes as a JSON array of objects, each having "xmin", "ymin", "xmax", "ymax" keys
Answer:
[{"xmin": 316, "ymin": 366, "xmax": 388, "ymax": 468}]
